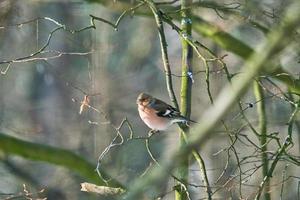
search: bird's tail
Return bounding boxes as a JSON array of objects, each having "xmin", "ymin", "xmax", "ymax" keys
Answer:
[
  {"xmin": 187, "ymin": 118, "xmax": 198, "ymax": 123},
  {"xmin": 172, "ymin": 116, "xmax": 198, "ymax": 124}
]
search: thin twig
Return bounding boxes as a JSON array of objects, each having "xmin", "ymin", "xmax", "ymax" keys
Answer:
[
  {"xmin": 144, "ymin": 0, "xmax": 179, "ymax": 109},
  {"xmin": 254, "ymin": 136, "xmax": 293, "ymax": 200}
]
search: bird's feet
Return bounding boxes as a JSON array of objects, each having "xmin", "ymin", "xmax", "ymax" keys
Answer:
[
  {"xmin": 184, "ymin": 121, "xmax": 190, "ymax": 127},
  {"xmin": 148, "ymin": 129, "xmax": 159, "ymax": 137}
]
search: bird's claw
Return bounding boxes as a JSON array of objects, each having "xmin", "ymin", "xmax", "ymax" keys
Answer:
[{"xmin": 148, "ymin": 129, "xmax": 159, "ymax": 137}]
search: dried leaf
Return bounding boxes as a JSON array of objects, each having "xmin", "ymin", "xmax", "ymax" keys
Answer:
[
  {"xmin": 80, "ymin": 182, "xmax": 125, "ymax": 196},
  {"xmin": 79, "ymin": 95, "xmax": 90, "ymax": 114}
]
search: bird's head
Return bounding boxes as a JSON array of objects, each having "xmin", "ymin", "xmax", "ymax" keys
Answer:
[{"xmin": 137, "ymin": 93, "xmax": 153, "ymax": 106}]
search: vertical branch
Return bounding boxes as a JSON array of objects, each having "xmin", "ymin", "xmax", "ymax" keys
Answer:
[
  {"xmin": 178, "ymin": 1, "xmax": 212, "ymax": 200},
  {"xmin": 176, "ymin": 1, "xmax": 193, "ymax": 199},
  {"xmin": 180, "ymin": 0, "xmax": 193, "ymax": 123},
  {"xmin": 253, "ymin": 80, "xmax": 270, "ymax": 200}
]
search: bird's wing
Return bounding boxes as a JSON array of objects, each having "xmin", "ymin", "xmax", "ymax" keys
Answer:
[
  {"xmin": 149, "ymin": 98, "xmax": 181, "ymax": 119},
  {"xmin": 148, "ymin": 98, "xmax": 198, "ymax": 123}
]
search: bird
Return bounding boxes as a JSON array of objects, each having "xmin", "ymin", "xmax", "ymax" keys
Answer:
[{"xmin": 136, "ymin": 92, "xmax": 196, "ymax": 131}]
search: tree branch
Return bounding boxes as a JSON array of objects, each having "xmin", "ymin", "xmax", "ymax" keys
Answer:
[{"xmin": 0, "ymin": 133, "xmax": 124, "ymax": 189}]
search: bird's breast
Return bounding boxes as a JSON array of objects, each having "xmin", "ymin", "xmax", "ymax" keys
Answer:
[{"xmin": 138, "ymin": 105, "xmax": 171, "ymax": 130}]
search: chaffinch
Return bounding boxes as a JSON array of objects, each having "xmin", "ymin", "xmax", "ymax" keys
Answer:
[{"xmin": 136, "ymin": 93, "xmax": 195, "ymax": 131}]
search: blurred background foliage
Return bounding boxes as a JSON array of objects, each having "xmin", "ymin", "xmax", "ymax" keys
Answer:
[{"xmin": 0, "ymin": 0, "xmax": 299, "ymax": 199}]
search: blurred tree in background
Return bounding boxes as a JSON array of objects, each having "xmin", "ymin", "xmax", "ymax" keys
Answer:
[{"xmin": 0, "ymin": 0, "xmax": 300, "ymax": 199}]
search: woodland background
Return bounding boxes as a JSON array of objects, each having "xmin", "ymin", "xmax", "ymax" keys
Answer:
[{"xmin": 0, "ymin": 0, "xmax": 300, "ymax": 200}]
